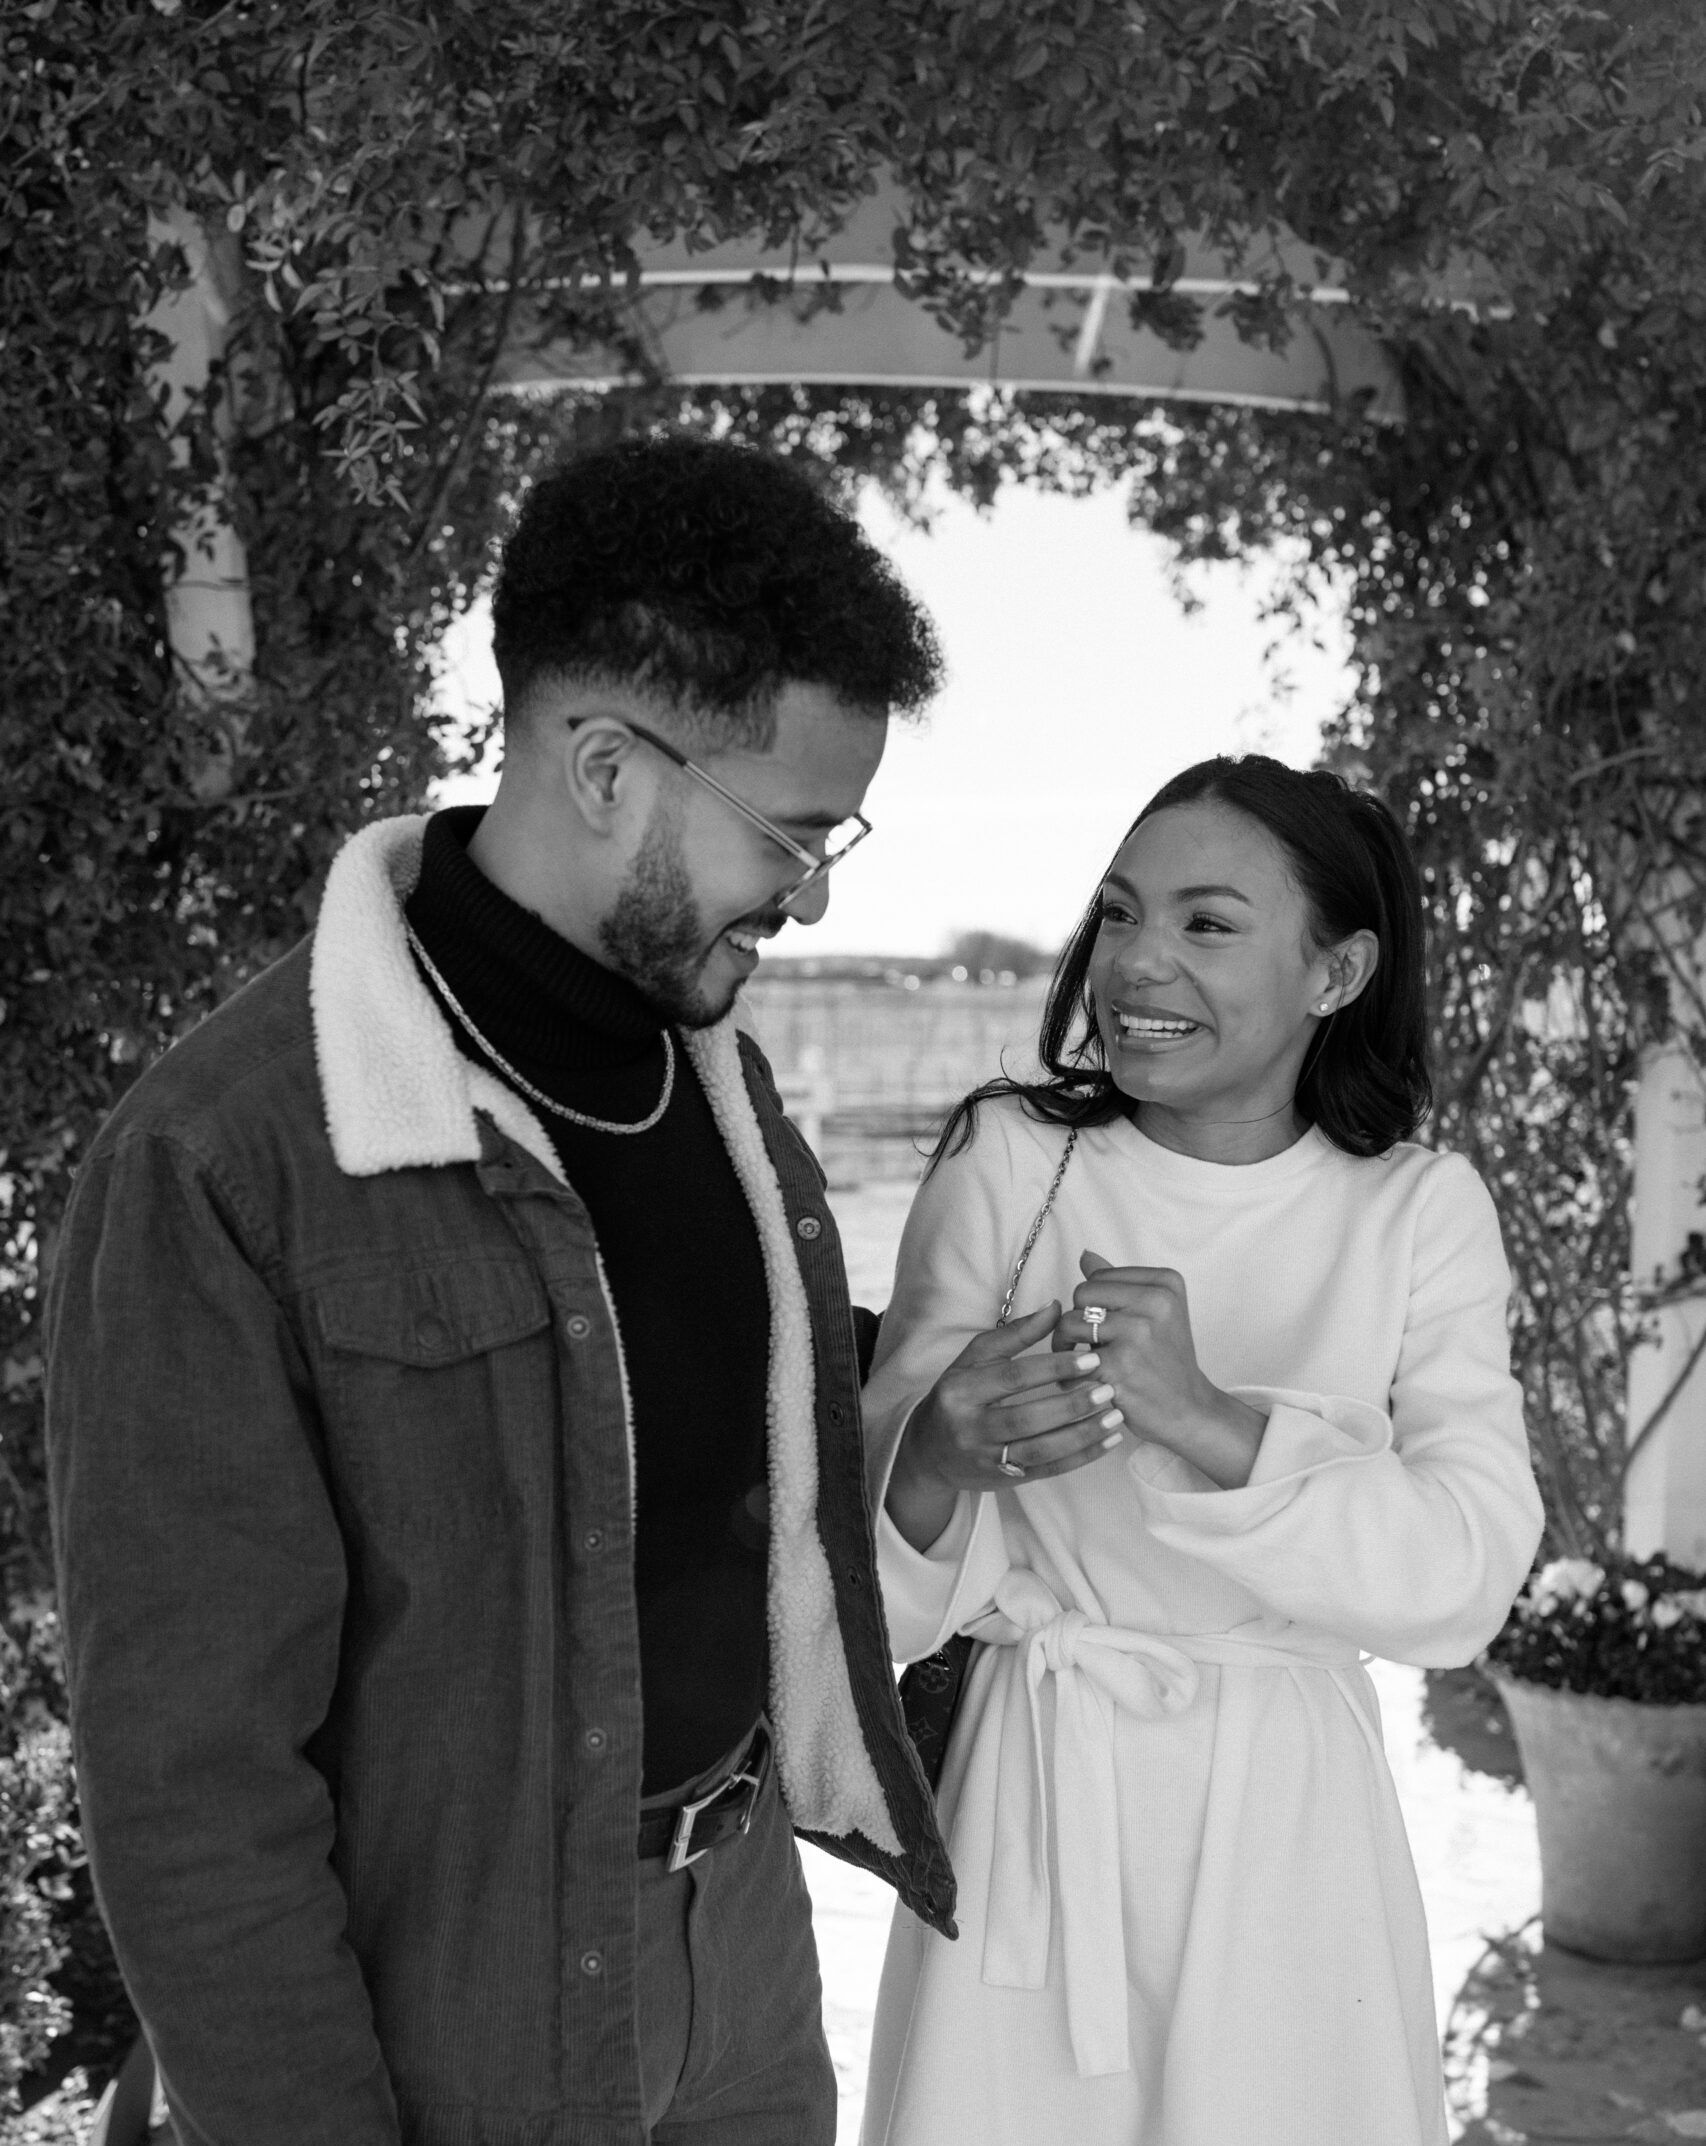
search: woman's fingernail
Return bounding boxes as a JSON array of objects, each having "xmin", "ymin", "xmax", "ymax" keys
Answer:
[
  {"xmin": 1100, "ymin": 1431, "xmax": 1123, "ymax": 1451},
  {"xmin": 1089, "ymin": 1384, "xmax": 1115, "ymax": 1406},
  {"xmin": 1074, "ymin": 1352, "xmax": 1101, "ymax": 1373},
  {"xmin": 1100, "ymin": 1408, "xmax": 1125, "ymax": 1430}
]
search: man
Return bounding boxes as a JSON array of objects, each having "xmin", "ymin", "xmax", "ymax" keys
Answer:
[{"xmin": 46, "ymin": 435, "xmax": 956, "ymax": 2145}]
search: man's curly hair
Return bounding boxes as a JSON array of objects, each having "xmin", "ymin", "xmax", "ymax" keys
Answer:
[{"xmin": 491, "ymin": 434, "xmax": 943, "ymax": 747}]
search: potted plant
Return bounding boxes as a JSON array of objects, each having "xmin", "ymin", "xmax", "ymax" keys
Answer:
[{"xmin": 1485, "ymin": 1553, "xmax": 1706, "ymax": 1962}]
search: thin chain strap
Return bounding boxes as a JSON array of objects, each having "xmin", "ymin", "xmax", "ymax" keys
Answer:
[
  {"xmin": 404, "ymin": 922, "xmax": 676, "ymax": 1135},
  {"xmin": 997, "ymin": 1127, "xmax": 1079, "ymax": 1327}
]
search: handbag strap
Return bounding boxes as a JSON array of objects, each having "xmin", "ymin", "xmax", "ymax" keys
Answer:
[{"xmin": 997, "ymin": 1126, "xmax": 1079, "ymax": 1327}]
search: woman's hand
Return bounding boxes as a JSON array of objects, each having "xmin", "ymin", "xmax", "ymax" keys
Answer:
[
  {"xmin": 884, "ymin": 1302, "xmax": 1126, "ymax": 1551},
  {"xmin": 1053, "ymin": 1251, "xmax": 1269, "ymax": 1490}
]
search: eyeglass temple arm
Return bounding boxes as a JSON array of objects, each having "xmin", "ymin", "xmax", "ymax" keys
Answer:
[{"xmin": 568, "ymin": 713, "xmax": 866, "ymax": 875}]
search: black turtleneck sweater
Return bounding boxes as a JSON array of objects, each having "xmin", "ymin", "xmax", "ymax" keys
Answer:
[{"xmin": 405, "ymin": 807, "xmax": 771, "ymax": 1794}]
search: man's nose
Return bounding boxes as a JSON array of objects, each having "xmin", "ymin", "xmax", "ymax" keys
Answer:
[{"xmin": 781, "ymin": 869, "xmax": 832, "ymax": 927}]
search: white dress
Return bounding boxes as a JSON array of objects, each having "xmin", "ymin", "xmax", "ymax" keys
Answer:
[{"xmin": 860, "ymin": 1102, "xmax": 1544, "ymax": 2146}]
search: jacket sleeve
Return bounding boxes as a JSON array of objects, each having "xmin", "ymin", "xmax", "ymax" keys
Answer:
[
  {"xmin": 45, "ymin": 1130, "xmax": 401, "ymax": 2146},
  {"xmin": 1126, "ymin": 1152, "xmax": 1544, "ymax": 1665}
]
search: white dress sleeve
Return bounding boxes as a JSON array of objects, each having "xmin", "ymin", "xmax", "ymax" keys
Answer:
[
  {"xmin": 864, "ymin": 1108, "xmax": 1053, "ymax": 1661},
  {"xmin": 1129, "ymin": 1151, "xmax": 1544, "ymax": 1665}
]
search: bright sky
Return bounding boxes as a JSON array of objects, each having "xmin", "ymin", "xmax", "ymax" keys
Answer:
[{"xmin": 433, "ymin": 482, "xmax": 1354, "ymax": 958}]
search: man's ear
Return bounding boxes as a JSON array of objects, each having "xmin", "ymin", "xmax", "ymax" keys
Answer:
[{"xmin": 560, "ymin": 717, "xmax": 644, "ymax": 834}]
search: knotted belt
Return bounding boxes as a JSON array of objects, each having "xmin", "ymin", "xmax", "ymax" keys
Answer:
[{"xmin": 969, "ymin": 1567, "xmax": 1371, "ymax": 2079}]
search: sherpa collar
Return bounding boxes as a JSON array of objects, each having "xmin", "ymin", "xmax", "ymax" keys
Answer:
[
  {"xmin": 310, "ymin": 814, "xmax": 556, "ymax": 1180},
  {"xmin": 307, "ymin": 814, "xmax": 901, "ymax": 1855}
]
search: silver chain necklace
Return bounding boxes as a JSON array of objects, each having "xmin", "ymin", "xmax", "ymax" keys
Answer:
[{"xmin": 405, "ymin": 922, "xmax": 676, "ymax": 1135}]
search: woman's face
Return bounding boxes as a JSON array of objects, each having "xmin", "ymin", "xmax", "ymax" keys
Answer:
[{"xmin": 1088, "ymin": 800, "xmax": 1340, "ymax": 1142}]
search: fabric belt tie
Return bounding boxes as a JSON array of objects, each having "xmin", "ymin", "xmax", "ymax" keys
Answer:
[{"xmin": 969, "ymin": 1568, "xmax": 1365, "ymax": 2080}]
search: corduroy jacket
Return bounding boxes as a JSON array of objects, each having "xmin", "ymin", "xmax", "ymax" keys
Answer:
[{"xmin": 45, "ymin": 815, "xmax": 954, "ymax": 2146}]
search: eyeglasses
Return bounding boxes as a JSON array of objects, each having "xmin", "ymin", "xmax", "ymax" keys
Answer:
[{"xmin": 573, "ymin": 715, "xmax": 873, "ymax": 911}]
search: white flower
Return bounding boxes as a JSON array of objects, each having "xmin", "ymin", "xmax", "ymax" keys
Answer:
[
  {"xmin": 1533, "ymin": 1557, "xmax": 1604, "ymax": 1604},
  {"xmin": 1651, "ymin": 1600, "xmax": 1685, "ymax": 1631},
  {"xmin": 1622, "ymin": 1579, "xmax": 1651, "ymax": 1611},
  {"xmin": 1673, "ymin": 1589, "xmax": 1706, "ymax": 1621}
]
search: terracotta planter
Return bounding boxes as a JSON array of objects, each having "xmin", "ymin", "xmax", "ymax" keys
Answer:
[{"xmin": 1491, "ymin": 1671, "xmax": 1706, "ymax": 1963}]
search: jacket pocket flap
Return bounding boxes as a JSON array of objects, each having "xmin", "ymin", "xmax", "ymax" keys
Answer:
[{"xmin": 316, "ymin": 1258, "xmax": 551, "ymax": 1366}]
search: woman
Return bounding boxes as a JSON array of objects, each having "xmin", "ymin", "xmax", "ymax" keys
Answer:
[{"xmin": 860, "ymin": 756, "xmax": 1543, "ymax": 2146}]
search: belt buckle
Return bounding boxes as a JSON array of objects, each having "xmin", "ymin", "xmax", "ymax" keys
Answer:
[{"xmin": 666, "ymin": 1757, "xmax": 763, "ymax": 1874}]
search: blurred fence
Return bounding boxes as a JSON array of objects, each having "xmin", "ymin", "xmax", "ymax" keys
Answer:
[{"xmin": 740, "ymin": 974, "xmax": 1049, "ymax": 1183}]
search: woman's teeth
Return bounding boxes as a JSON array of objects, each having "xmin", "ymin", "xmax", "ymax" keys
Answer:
[{"xmin": 1118, "ymin": 1013, "xmax": 1197, "ymax": 1037}]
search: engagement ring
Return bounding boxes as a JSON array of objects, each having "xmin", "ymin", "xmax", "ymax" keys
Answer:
[
  {"xmin": 996, "ymin": 1443, "xmax": 1025, "ymax": 1479},
  {"xmin": 1083, "ymin": 1305, "xmax": 1107, "ymax": 1346}
]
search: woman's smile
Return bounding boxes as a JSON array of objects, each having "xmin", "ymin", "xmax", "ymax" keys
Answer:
[
  {"xmin": 1111, "ymin": 1006, "xmax": 1205, "ymax": 1048},
  {"xmin": 1088, "ymin": 800, "xmax": 1336, "ymax": 1160}
]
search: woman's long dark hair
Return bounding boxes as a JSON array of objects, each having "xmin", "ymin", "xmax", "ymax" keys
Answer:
[{"xmin": 933, "ymin": 754, "xmax": 1433, "ymax": 1164}]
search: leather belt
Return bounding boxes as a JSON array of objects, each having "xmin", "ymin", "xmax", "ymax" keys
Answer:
[{"xmin": 636, "ymin": 1720, "xmax": 771, "ymax": 1873}]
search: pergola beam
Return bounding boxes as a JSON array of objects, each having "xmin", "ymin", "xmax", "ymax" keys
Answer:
[{"xmin": 477, "ymin": 183, "xmax": 1402, "ymax": 417}]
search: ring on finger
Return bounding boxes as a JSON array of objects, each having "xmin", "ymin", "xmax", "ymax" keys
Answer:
[
  {"xmin": 995, "ymin": 1442, "xmax": 1025, "ymax": 1480},
  {"xmin": 1083, "ymin": 1304, "xmax": 1107, "ymax": 1346}
]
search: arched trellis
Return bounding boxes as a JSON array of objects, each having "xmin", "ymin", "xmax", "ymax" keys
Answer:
[
  {"xmin": 149, "ymin": 189, "xmax": 1704, "ymax": 1570},
  {"xmin": 474, "ymin": 184, "xmax": 1403, "ymax": 414}
]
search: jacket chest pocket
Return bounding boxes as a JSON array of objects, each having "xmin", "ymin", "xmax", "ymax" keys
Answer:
[{"xmin": 311, "ymin": 1257, "xmax": 557, "ymax": 1544}]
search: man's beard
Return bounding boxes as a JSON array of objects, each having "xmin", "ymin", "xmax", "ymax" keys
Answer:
[{"xmin": 599, "ymin": 804, "xmax": 756, "ymax": 1029}]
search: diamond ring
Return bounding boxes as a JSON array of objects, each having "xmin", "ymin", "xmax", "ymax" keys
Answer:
[
  {"xmin": 996, "ymin": 1443, "xmax": 1025, "ymax": 1479},
  {"xmin": 1083, "ymin": 1305, "xmax": 1108, "ymax": 1346}
]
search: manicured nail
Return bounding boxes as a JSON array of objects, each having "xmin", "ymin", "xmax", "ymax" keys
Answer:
[
  {"xmin": 1099, "ymin": 1408, "xmax": 1124, "ymax": 1430},
  {"xmin": 1100, "ymin": 1431, "xmax": 1123, "ymax": 1450},
  {"xmin": 1089, "ymin": 1384, "xmax": 1115, "ymax": 1406},
  {"xmin": 1074, "ymin": 1352, "xmax": 1101, "ymax": 1373}
]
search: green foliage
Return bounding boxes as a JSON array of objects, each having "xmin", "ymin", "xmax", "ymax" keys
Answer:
[
  {"xmin": 5, "ymin": 0, "xmax": 1706, "ymax": 2109},
  {"xmin": 0, "ymin": 1627, "xmax": 75, "ymax": 2100}
]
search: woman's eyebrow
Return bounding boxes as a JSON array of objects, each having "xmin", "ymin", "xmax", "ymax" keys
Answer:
[
  {"xmin": 1173, "ymin": 882, "xmax": 1254, "ymax": 905},
  {"xmin": 1102, "ymin": 873, "xmax": 1254, "ymax": 906}
]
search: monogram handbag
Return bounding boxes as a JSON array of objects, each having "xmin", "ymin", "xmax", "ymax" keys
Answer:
[{"xmin": 896, "ymin": 1127, "xmax": 1079, "ymax": 1792}]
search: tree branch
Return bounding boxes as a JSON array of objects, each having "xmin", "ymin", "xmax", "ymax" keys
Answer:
[{"xmin": 402, "ymin": 213, "xmax": 530, "ymax": 571}]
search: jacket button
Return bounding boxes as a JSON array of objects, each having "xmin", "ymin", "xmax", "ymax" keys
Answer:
[
  {"xmin": 583, "ymin": 1528, "xmax": 604, "ymax": 1552},
  {"xmin": 827, "ymin": 1402, "xmax": 846, "ymax": 1425},
  {"xmin": 585, "ymin": 1726, "xmax": 607, "ymax": 1753},
  {"xmin": 580, "ymin": 1950, "xmax": 603, "ymax": 1977},
  {"xmin": 795, "ymin": 1215, "xmax": 822, "ymax": 1240},
  {"xmin": 414, "ymin": 1313, "xmax": 448, "ymax": 1351},
  {"xmin": 564, "ymin": 1314, "xmax": 592, "ymax": 1341}
]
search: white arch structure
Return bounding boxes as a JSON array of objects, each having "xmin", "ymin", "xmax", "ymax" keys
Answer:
[
  {"xmin": 147, "ymin": 195, "xmax": 1704, "ymax": 1566},
  {"xmin": 482, "ymin": 187, "xmax": 1402, "ymax": 415}
]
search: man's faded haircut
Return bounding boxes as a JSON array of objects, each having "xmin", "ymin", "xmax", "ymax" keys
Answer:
[{"xmin": 490, "ymin": 433, "xmax": 943, "ymax": 750}]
